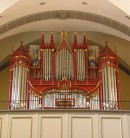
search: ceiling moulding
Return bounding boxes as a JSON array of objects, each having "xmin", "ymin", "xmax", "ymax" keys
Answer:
[{"xmin": 0, "ymin": 10, "xmax": 130, "ymax": 36}]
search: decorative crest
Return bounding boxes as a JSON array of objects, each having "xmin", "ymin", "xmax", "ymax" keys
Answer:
[{"xmin": 61, "ymin": 31, "xmax": 67, "ymax": 39}]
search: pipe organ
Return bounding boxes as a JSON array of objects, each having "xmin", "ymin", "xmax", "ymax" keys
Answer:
[{"xmin": 8, "ymin": 32, "xmax": 120, "ymax": 110}]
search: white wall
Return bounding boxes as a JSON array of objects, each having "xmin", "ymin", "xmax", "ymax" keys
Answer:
[{"xmin": 0, "ymin": 110, "xmax": 129, "ymax": 138}]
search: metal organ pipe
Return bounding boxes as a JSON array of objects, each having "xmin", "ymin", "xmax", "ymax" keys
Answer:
[
  {"xmin": 110, "ymin": 66, "xmax": 115, "ymax": 101},
  {"xmin": 64, "ymin": 48, "xmax": 67, "ymax": 78},
  {"xmin": 21, "ymin": 66, "xmax": 24, "ymax": 105},
  {"xmin": 68, "ymin": 51, "xmax": 71, "ymax": 80},
  {"xmin": 59, "ymin": 50, "xmax": 62, "ymax": 80},
  {"xmin": 102, "ymin": 68, "xmax": 106, "ymax": 102},
  {"xmin": 43, "ymin": 50, "xmax": 45, "ymax": 80},
  {"xmin": 76, "ymin": 49, "xmax": 79, "ymax": 81},
  {"xmin": 17, "ymin": 66, "xmax": 22, "ymax": 105},
  {"xmin": 76, "ymin": 49, "xmax": 86, "ymax": 81},
  {"xmin": 63, "ymin": 48, "xmax": 65, "ymax": 78},
  {"xmin": 11, "ymin": 66, "xmax": 16, "ymax": 107},
  {"xmin": 113, "ymin": 68, "xmax": 118, "ymax": 102},
  {"xmin": 78, "ymin": 49, "xmax": 81, "ymax": 81},
  {"xmin": 46, "ymin": 49, "xmax": 48, "ymax": 81},
  {"xmin": 70, "ymin": 52, "xmax": 72, "ymax": 80},
  {"xmin": 81, "ymin": 50, "xmax": 84, "ymax": 81},
  {"xmin": 23, "ymin": 68, "xmax": 27, "ymax": 105},
  {"xmin": 48, "ymin": 49, "xmax": 50, "ymax": 81},
  {"xmin": 102, "ymin": 63, "xmax": 118, "ymax": 109},
  {"xmin": 20, "ymin": 66, "xmax": 25, "ymax": 103},
  {"xmin": 104, "ymin": 67, "xmax": 109, "ymax": 102},
  {"xmin": 10, "ymin": 64, "xmax": 28, "ymax": 109},
  {"xmin": 49, "ymin": 49, "xmax": 51, "ymax": 81},
  {"xmin": 44, "ymin": 49, "xmax": 47, "ymax": 81},
  {"xmin": 66, "ymin": 49, "xmax": 69, "ymax": 79},
  {"xmin": 83, "ymin": 51, "xmax": 85, "ymax": 81},
  {"xmin": 14, "ymin": 66, "xmax": 18, "ymax": 106},
  {"xmin": 55, "ymin": 48, "xmax": 74, "ymax": 81}
]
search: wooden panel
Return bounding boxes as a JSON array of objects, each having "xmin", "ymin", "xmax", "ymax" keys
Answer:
[
  {"xmin": 9, "ymin": 117, "xmax": 33, "ymax": 138},
  {"xmin": 40, "ymin": 117, "xmax": 62, "ymax": 138},
  {"xmin": 128, "ymin": 115, "xmax": 130, "ymax": 137},
  {"xmin": 0, "ymin": 118, "xmax": 2, "ymax": 138},
  {"xmin": 101, "ymin": 117, "xmax": 123, "ymax": 138},
  {"xmin": 71, "ymin": 117, "xmax": 93, "ymax": 138}
]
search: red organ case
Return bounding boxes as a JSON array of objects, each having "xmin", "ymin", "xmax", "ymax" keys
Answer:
[{"xmin": 8, "ymin": 32, "xmax": 120, "ymax": 110}]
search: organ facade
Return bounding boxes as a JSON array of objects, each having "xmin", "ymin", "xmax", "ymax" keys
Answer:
[{"xmin": 8, "ymin": 32, "xmax": 120, "ymax": 110}]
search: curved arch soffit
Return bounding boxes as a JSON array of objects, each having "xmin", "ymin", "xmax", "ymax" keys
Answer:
[{"xmin": 0, "ymin": 10, "xmax": 130, "ymax": 40}]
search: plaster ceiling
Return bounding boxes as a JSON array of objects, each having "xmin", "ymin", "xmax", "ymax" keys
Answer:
[{"xmin": 0, "ymin": 0, "xmax": 130, "ymax": 74}]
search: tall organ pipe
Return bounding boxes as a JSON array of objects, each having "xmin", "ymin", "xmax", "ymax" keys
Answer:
[
  {"xmin": 102, "ymin": 68, "xmax": 106, "ymax": 103},
  {"xmin": 104, "ymin": 67, "xmax": 108, "ymax": 102},
  {"xmin": 23, "ymin": 68, "xmax": 27, "ymax": 104},
  {"xmin": 11, "ymin": 67, "xmax": 16, "ymax": 104},
  {"xmin": 111, "ymin": 67, "xmax": 115, "ymax": 101},
  {"xmin": 20, "ymin": 67, "xmax": 24, "ymax": 103},
  {"xmin": 17, "ymin": 66, "xmax": 22, "ymax": 105},
  {"xmin": 108, "ymin": 66, "xmax": 112, "ymax": 102},
  {"xmin": 113, "ymin": 68, "xmax": 117, "ymax": 102},
  {"xmin": 15, "ymin": 66, "xmax": 18, "ymax": 105}
]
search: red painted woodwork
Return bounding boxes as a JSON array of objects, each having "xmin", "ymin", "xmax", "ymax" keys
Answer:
[{"xmin": 9, "ymin": 33, "xmax": 120, "ymax": 110}]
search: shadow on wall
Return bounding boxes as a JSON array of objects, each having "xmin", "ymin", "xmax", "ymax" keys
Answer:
[
  {"xmin": 0, "ymin": 66, "xmax": 9, "ymax": 110},
  {"xmin": 119, "ymin": 69, "xmax": 130, "ymax": 110}
]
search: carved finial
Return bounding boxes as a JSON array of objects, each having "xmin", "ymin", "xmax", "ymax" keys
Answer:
[
  {"xmin": 51, "ymin": 32, "xmax": 54, "ymax": 41},
  {"xmin": 114, "ymin": 46, "xmax": 117, "ymax": 53},
  {"xmin": 40, "ymin": 32, "xmax": 45, "ymax": 48},
  {"xmin": 98, "ymin": 48, "xmax": 100, "ymax": 56},
  {"xmin": 83, "ymin": 32, "xmax": 87, "ymax": 45},
  {"xmin": 21, "ymin": 41, "xmax": 23, "ymax": 45},
  {"xmin": 11, "ymin": 46, "xmax": 14, "ymax": 54},
  {"xmin": 28, "ymin": 48, "xmax": 30, "ymax": 53},
  {"xmin": 74, "ymin": 32, "xmax": 77, "ymax": 43},
  {"xmin": 41, "ymin": 32, "xmax": 44, "ymax": 40},
  {"xmin": 50, "ymin": 32, "xmax": 55, "ymax": 49},
  {"xmin": 61, "ymin": 31, "xmax": 67, "ymax": 39},
  {"xmin": 73, "ymin": 32, "xmax": 78, "ymax": 49},
  {"xmin": 105, "ymin": 41, "xmax": 108, "ymax": 46}
]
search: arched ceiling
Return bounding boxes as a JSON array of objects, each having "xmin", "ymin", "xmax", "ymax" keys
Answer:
[{"xmin": 0, "ymin": 0, "xmax": 130, "ymax": 74}]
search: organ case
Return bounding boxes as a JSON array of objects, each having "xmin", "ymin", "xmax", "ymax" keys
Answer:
[{"xmin": 8, "ymin": 32, "xmax": 120, "ymax": 110}]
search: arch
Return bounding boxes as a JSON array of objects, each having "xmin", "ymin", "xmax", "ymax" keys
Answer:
[{"xmin": 0, "ymin": 10, "xmax": 129, "ymax": 37}]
